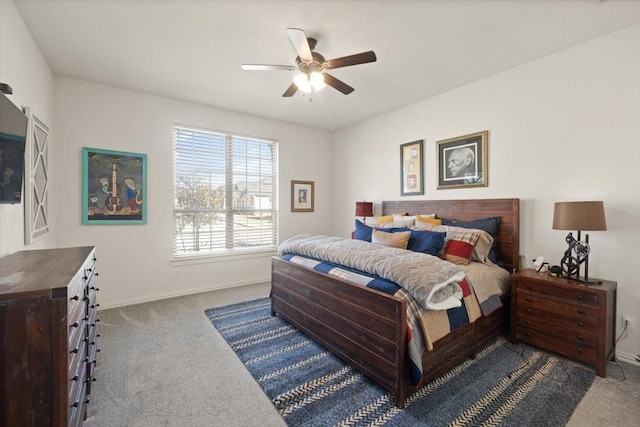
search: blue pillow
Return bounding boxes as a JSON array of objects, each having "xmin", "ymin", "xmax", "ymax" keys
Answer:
[
  {"xmin": 354, "ymin": 221, "xmax": 445, "ymax": 257},
  {"xmin": 407, "ymin": 229, "xmax": 446, "ymax": 256},
  {"xmin": 354, "ymin": 220, "xmax": 373, "ymax": 242},
  {"xmin": 441, "ymin": 216, "xmax": 502, "ymax": 265}
]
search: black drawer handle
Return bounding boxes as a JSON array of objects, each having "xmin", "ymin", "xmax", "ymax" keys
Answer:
[
  {"xmin": 576, "ymin": 348, "xmax": 583, "ymax": 353},
  {"xmin": 71, "ymin": 401, "xmax": 79, "ymax": 408},
  {"xmin": 525, "ymin": 331, "xmax": 531, "ymax": 336},
  {"xmin": 84, "ymin": 399, "xmax": 90, "ymax": 404},
  {"xmin": 71, "ymin": 375, "xmax": 79, "ymax": 382},
  {"xmin": 93, "ymin": 256, "xmax": 97, "ymax": 261},
  {"xmin": 526, "ymin": 309, "xmax": 532, "ymax": 314},
  {"xmin": 71, "ymin": 322, "xmax": 79, "ymax": 328},
  {"xmin": 526, "ymin": 285, "xmax": 532, "ymax": 290},
  {"xmin": 525, "ymin": 320, "xmax": 531, "ymax": 326},
  {"xmin": 70, "ymin": 347, "xmax": 79, "ymax": 354},
  {"xmin": 82, "ymin": 276, "xmax": 88, "ymax": 280},
  {"xmin": 87, "ymin": 268, "xmax": 92, "ymax": 272},
  {"xmin": 71, "ymin": 295, "xmax": 79, "ymax": 301},
  {"xmin": 577, "ymin": 309, "xmax": 585, "ymax": 314},
  {"xmin": 95, "ymin": 272, "xmax": 99, "ymax": 276},
  {"xmin": 90, "ymin": 286, "xmax": 100, "ymax": 291},
  {"xmin": 525, "ymin": 297, "xmax": 532, "ymax": 302},
  {"xmin": 97, "ymin": 333, "xmax": 101, "ymax": 338},
  {"xmin": 91, "ymin": 303, "xmax": 100, "ymax": 309},
  {"xmin": 577, "ymin": 321, "xmax": 584, "ymax": 327},
  {"xmin": 577, "ymin": 295, "xmax": 584, "ymax": 301},
  {"xmin": 577, "ymin": 335, "xmax": 584, "ymax": 341}
]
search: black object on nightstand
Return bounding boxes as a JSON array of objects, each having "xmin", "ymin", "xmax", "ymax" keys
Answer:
[{"xmin": 511, "ymin": 268, "xmax": 617, "ymax": 377}]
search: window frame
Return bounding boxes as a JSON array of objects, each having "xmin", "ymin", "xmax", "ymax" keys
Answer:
[{"xmin": 171, "ymin": 124, "xmax": 278, "ymax": 262}]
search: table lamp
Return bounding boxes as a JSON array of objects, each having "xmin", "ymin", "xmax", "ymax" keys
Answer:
[
  {"xmin": 552, "ymin": 201, "xmax": 606, "ymax": 284},
  {"xmin": 355, "ymin": 201, "xmax": 374, "ymax": 223}
]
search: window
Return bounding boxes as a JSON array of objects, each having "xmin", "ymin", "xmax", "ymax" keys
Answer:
[{"xmin": 172, "ymin": 125, "xmax": 278, "ymax": 257}]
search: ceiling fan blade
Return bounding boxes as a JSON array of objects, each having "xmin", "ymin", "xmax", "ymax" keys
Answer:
[
  {"xmin": 323, "ymin": 73, "xmax": 354, "ymax": 95},
  {"xmin": 287, "ymin": 28, "xmax": 313, "ymax": 61},
  {"xmin": 282, "ymin": 82, "xmax": 298, "ymax": 97},
  {"xmin": 325, "ymin": 51, "xmax": 377, "ymax": 69},
  {"xmin": 241, "ymin": 64, "xmax": 297, "ymax": 71}
]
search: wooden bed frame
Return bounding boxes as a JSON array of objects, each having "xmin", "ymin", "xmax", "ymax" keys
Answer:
[{"xmin": 271, "ymin": 198, "xmax": 519, "ymax": 407}]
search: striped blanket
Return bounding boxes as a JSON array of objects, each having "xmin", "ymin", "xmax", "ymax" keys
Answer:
[{"xmin": 279, "ymin": 253, "xmax": 482, "ymax": 385}]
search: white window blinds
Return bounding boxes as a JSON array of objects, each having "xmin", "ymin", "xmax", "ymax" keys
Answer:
[{"xmin": 173, "ymin": 126, "xmax": 278, "ymax": 255}]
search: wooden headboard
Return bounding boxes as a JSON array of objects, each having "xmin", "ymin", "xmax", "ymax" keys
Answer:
[{"xmin": 382, "ymin": 198, "xmax": 520, "ymax": 273}]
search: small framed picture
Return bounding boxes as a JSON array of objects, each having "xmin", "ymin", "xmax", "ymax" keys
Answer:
[
  {"xmin": 400, "ymin": 140, "xmax": 424, "ymax": 196},
  {"xmin": 82, "ymin": 147, "xmax": 147, "ymax": 224},
  {"xmin": 436, "ymin": 130, "xmax": 488, "ymax": 189},
  {"xmin": 291, "ymin": 180, "xmax": 314, "ymax": 212}
]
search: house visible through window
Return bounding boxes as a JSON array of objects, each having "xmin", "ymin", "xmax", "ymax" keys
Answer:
[{"xmin": 172, "ymin": 125, "xmax": 278, "ymax": 256}]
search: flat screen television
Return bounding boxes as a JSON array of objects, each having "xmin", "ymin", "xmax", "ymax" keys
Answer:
[{"xmin": 0, "ymin": 91, "xmax": 28, "ymax": 204}]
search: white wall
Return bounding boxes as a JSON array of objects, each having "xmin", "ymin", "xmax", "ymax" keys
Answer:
[
  {"xmin": 332, "ymin": 24, "xmax": 640, "ymax": 361},
  {"xmin": 0, "ymin": 0, "xmax": 55, "ymax": 257},
  {"xmin": 52, "ymin": 77, "xmax": 333, "ymax": 307}
]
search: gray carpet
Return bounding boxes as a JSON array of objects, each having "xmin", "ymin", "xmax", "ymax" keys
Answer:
[{"xmin": 84, "ymin": 282, "xmax": 640, "ymax": 426}]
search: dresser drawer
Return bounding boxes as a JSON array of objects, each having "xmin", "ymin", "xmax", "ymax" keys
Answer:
[
  {"xmin": 518, "ymin": 280, "xmax": 598, "ymax": 306},
  {"xmin": 515, "ymin": 327, "xmax": 597, "ymax": 365},
  {"xmin": 516, "ymin": 292, "xmax": 597, "ymax": 321}
]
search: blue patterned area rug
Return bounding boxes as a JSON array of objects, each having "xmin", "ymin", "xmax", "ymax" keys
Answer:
[{"xmin": 205, "ymin": 298, "xmax": 595, "ymax": 427}]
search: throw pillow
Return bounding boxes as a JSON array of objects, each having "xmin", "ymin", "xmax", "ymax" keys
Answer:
[{"xmin": 371, "ymin": 229, "xmax": 411, "ymax": 249}]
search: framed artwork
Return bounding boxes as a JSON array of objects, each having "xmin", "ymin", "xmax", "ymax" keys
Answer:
[
  {"xmin": 291, "ymin": 180, "xmax": 314, "ymax": 212},
  {"xmin": 436, "ymin": 130, "xmax": 488, "ymax": 189},
  {"xmin": 400, "ymin": 140, "xmax": 424, "ymax": 196},
  {"xmin": 82, "ymin": 147, "xmax": 147, "ymax": 224}
]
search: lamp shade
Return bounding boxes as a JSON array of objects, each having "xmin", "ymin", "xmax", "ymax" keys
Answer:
[
  {"xmin": 552, "ymin": 201, "xmax": 607, "ymax": 231},
  {"xmin": 355, "ymin": 201, "xmax": 374, "ymax": 218}
]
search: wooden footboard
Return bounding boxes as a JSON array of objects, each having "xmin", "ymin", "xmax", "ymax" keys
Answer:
[{"xmin": 271, "ymin": 257, "xmax": 410, "ymax": 406}]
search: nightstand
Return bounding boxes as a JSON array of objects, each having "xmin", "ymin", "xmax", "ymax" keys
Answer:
[{"xmin": 511, "ymin": 269, "xmax": 617, "ymax": 377}]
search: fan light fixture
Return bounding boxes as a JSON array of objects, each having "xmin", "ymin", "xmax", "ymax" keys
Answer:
[{"xmin": 293, "ymin": 72, "xmax": 326, "ymax": 93}]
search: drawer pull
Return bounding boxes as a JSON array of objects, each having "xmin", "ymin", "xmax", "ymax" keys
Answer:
[
  {"xmin": 526, "ymin": 285, "xmax": 531, "ymax": 290},
  {"xmin": 71, "ymin": 322, "xmax": 79, "ymax": 328},
  {"xmin": 525, "ymin": 297, "xmax": 532, "ymax": 302},
  {"xmin": 90, "ymin": 286, "xmax": 100, "ymax": 291},
  {"xmin": 577, "ymin": 321, "xmax": 584, "ymax": 327},
  {"xmin": 70, "ymin": 347, "xmax": 79, "ymax": 354},
  {"xmin": 577, "ymin": 309, "xmax": 585, "ymax": 314},
  {"xmin": 526, "ymin": 309, "xmax": 532, "ymax": 314},
  {"xmin": 525, "ymin": 331, "xmax": 531, "ymax": 337},
  {"xmin": 93, "ymin": 256, "xmax": 97, "ymax": 261},
  {"xmin": 84, "ymin": 399, "xmax": 90, "ymax": 404},
  {"xmin": 87, "ymin": 268, "xmax": 93, "ymax": 272},
  {"xmin": 576, "ymin": 348, "xmax": 583, "ymax": 353},
  {"xmin": 577, "ymin": 295, "xmax": 584, "ymax": 301},
  {"xmin": 71, "ymin": 375, "xmax": 79, "ymax": 382},
  {"xmin": 71, "ymin": 295, "xmax": 79, "ymax": 301},
  {"xmin": 577, "ymin": 335, "xmax": 584, "ymax": 341},
  {"xmin": 71, "ymin": 401, "xmax": 79, "ymax": 408},
  {"xmin": 91, "ymin": 303, "xmax": 100, "ymax": 309},
  {"xmin": 83, "ymin": 276, "xmax": 88, "ymax": 280},
  {"xmin": 525, "ymin": 320, "xmax": 531, "ymax": 326},
  {"xmin": 95, "ymin": 272, "xmax": 99, "ymax": 276}
]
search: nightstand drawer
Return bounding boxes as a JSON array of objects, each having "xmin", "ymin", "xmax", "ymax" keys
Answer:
[
  {"xmin": 515, "ymin": 314, "xmax": 597, "ymax": 345},
  {"xmin": 515, "ymin": 327, "xmax": 597, "ymax": 365},
  {"xmin": 516, "ymin": 292, "xmax": 598, "ymax": 321},
  {"xmin": 518, "ymin": 281, "xmax": 599, "ymax": 306}
]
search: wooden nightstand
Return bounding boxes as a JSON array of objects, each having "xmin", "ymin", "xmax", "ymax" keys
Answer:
[{"xmin": 511, "ymin": 269, "xmax": 617, "ymax": 377}]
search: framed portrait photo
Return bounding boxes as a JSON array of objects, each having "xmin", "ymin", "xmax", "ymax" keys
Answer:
[
  {"xmin": 291, "ymin": 180, "xmax": 314, "ymax": 212},
  {"xmin": 400, "ymin": 140, "xmax": 424, "ymax": 196},
  {"xmin": 436, "ymin": 130, "xmax": 488, "ymax": 189},
  {"xmin": 82, "ymin": 147, "xmax": 147, "ymax": 224}
]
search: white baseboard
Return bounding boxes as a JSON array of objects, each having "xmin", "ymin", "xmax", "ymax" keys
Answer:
[
  {"xmin": 97, "ymin": 277, "xmax": 271, "ymax": 310},
  {"xmin": 615, "ymin": 350, "xmax": 640, "ymax": 366}
]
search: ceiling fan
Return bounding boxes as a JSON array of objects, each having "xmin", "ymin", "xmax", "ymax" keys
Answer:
[{"xmin": 241, "ymin": 28, "xmax": 377, "ymax": 97}]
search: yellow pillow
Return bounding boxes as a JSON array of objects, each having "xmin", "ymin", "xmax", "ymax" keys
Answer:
[
  {"xmin": 417, "ymin": 216, "xmax": 442, "ymax": 225},
  {"xmin": 371, "ymin": 229, "xmax": 411, "ymax": 249},
  {"xmin": 374, "ymin": 215, "xmax": 394, "ymax": 224}
]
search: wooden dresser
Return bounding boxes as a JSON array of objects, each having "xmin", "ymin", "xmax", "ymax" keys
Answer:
[
  {"xmin": 0, "ymin": 246, "xmax": 99, "ymax": 426},
  {"xmin": 511, "ymin": 268, "xmax": 616, "ymax": 377}
]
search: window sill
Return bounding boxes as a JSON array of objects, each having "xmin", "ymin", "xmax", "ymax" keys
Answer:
[{"xmin": 170, "ymin": 247, "xmax": 277, "ymax": 267}]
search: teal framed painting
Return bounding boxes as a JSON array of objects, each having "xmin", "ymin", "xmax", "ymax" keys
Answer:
[{"xmin": 82, "ymin": 147, "xmax": 147, "ymax": 224}]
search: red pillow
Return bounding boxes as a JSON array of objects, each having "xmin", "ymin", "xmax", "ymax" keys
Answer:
[{"xmin": 442, "ymin": 232, "xmax": 480, "ymax": 265}]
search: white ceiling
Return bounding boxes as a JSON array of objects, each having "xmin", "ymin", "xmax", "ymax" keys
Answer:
[{"xmin": 14, "ymin": 0, "xmax": 640, "ymax": 132}]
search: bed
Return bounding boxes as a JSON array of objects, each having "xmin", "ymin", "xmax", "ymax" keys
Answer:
[{"xmin": 271, "ymin": 198, "xmax": 519, "ymax": 407}]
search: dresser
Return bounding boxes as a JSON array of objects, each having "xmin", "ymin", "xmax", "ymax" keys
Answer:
[
  {"xmin": 511, "ymin": 269, "xmax": 616, "ymax": 377},
  {"xmin": 0, "ymin": 246, "xmax": 99, "ymax": 426}
]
